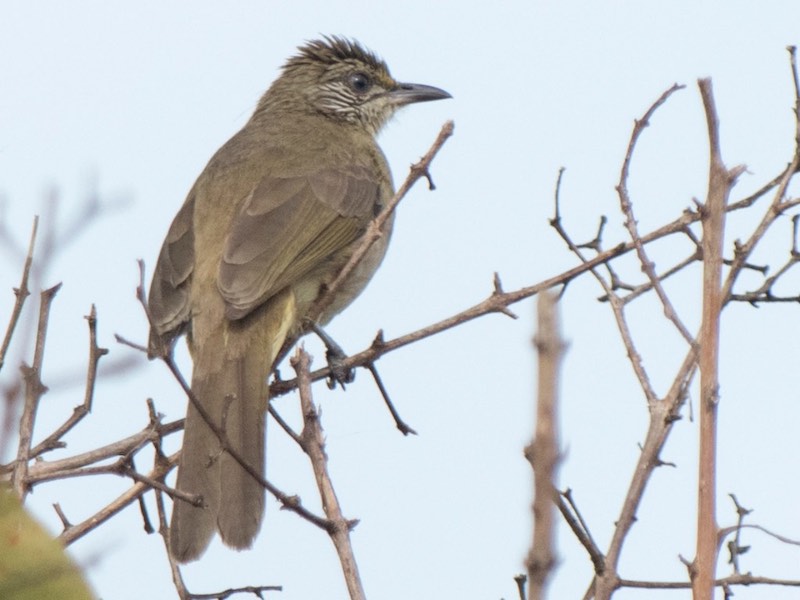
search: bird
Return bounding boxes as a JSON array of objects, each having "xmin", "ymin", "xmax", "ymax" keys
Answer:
[{"xmin": 147, "ymin": 36, "xmax": 450, "ymax": 562}]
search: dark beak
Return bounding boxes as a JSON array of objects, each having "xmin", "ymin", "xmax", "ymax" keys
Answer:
[{"xmin": 389, "ymin": 82, "xmax": 452, "ymax": 106}]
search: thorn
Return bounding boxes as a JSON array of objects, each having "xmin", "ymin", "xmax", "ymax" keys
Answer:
[
  {"xmin": 498, "ymin": 306, "xmax": 518, "ymax": 320},
  {"xmin": 371, "ymin": 329, "xmax": 386, "ymax": 349},
  {"xmin": 493, "ymin": 272, "xmax": 504, "ymax": 294},
  {"xmin": 420, "ymin": 167, "xmax": 436, "ymax": 190}
]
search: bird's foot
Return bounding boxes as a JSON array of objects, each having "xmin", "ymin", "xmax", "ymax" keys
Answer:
[{"xmin": 307, "ymin": 322, "xmax": 355, "ymax": 389}]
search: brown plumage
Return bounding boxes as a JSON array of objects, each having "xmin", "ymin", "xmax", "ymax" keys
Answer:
[{"xmin": 147, "ymin": 36, "xmax": 449, "ymax": 562}]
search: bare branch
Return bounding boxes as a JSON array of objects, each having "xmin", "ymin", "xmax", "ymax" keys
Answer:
[
  {"xmin": 29, "ymin": 305, "xmax": 108, "ymax": 458},
  {"xmin": 23, "ymin": 418, "xmax": 182, "ymax": 483},
  {"xmin": 550, "ymin": 155, "xmax": 660, "ymax": 405},
  {"xmin": 616, "ymin": 84, "xmax": 696, "ymax": 348},
  {"xmin": 160, "ymin": 352, "xmax": 330, "ymax": 530},
  {"xmin": 12, "ymin": 283, "xmax": 61, "ymax": 499},
  {"xmin": 0, "ymin": 216, "xmax": 38, "ymax": 374},
  {"xmin": 556, "ymin": 489, "xmax": 605, "ymax": 575},
  {"xmin": 60, "ymin": 452, "xmax": 179, "ymax": 546},
  {"xmin": 525, "ymin": 292, "xmax": 564, "ymax": 600},
  {"xmin": 694, "ymin": 76, "xmax": 733, "ymax": 600},
  {"xmin": 365, "ymin": 362, "xmax": 416, "ymax": 435},
  {"xmin": 292, "ymin": 347, "xmax": 366, "ymax": 600},
  {"xmin": 618, "ymin": 573, "xmax": 800, "ymax": 590},
  {"xmin": 188, "ymin": 584, "xmax": 283, "ymax": 599},
  {"xmin": 270, "ymin": 243, "xmax": 630, "ymax": 398},
  {"xmin": 155, "ymin": 483, "xmax": 191, "ymax": 600}
]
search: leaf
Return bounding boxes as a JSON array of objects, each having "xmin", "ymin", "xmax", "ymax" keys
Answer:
[{"xmin": 0, "ymin": 488, "xmax": 95, "ymax": 600}]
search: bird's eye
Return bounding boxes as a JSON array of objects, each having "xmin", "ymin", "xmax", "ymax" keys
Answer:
[{"xmin": 348, "ymin": 72, "xmax": 372, "ymax": 93}]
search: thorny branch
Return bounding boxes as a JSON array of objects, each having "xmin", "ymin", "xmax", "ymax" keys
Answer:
[
  {"xmin": 616, "ymin": 83, "xmax": 696, "ymax": 348},
  {"xmin": 0, "ymin": 125, "xmax": 462, "ymax": 584},
  {"xmin": 3, "ymin": 48, "xmax": 800, "ymax": 600},
  {"xmin": 724, "ymin": 494, "xmax": 752, "ymax": 574},
  {"xmin": 29, "ymin": 305, "xmax": 108, "ymax": 459},
  {"xmin": 551, "ymin": 48, "xmax": 800, "ymax": 600},
  {"xmin": 129, "ymin": 124, "xmax": 456, "ymax": 598},
  {"xmin": 12, "ymin": 283, "xmax": 61, "ymax": 499},
  {"xmin": 524, "ymin": 292, "xmax": 564, "ymax": 600},
  {"xmin": 0, "ymin": 217, "xmax": 38, "ymax": 461},
  {"xmin": 269, "ymin": 244, "xmax": 629, "ymax": 397},
  {"xmin": 58, "ymin": 451, "xmax": 180, "ymax": 546},
  {"xmin": 0, "ymin": 217, "xmax": 38, "ymax": 375},
  {"xmin": 556, "ymin": 489, "xmax": 605, "ymax": 575},
  {"xmin": 723, "ymin": 47, "xmax": 800, "ymax": 306},
  {"xmin": 694, "ymin": 75, "xmax": 737, "ymax": 600},
  {"xmin": 292, "ymin": 348, "xmax": 366, "ymax": 600}
]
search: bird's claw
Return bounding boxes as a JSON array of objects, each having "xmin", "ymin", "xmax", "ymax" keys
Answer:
[{"xmin": 326, "ymin": 346, "xmax": 355, "ymax": 389}]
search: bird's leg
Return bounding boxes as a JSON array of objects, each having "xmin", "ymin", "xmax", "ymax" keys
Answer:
[{"xmin": 307, "ymin": 322, "xmax": 356, "ymax": 389}]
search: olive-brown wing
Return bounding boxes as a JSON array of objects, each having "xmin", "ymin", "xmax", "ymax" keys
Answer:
[
  {"xmin": 218, "ymin": 166, "xmax": 381, "ymax": 320},
  {"xmin": 148, "ymin": 195, "xmax": 195, "ymax": 354}
]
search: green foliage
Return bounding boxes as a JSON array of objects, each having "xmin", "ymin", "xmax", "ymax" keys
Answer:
[{"xmin": 0, "ymin": 488, "xmax": 95, "ymax": 600}]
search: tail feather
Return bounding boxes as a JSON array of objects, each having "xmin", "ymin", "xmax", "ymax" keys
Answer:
[
  {"xmin": 169, "ymin": 370, "xmax": 224, "ymax": 562},
  {"xmin": 218, "ymin": 350, "xmax": 267, "ymax": 548},
  {"xmin": 169, "ymin": 288, "xmax": 296, "ymax": 562}
]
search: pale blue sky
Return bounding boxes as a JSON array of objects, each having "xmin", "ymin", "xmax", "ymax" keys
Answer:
[{"xmin": 2, "ymin": 2, "xmax": 800, "ymax": 599}]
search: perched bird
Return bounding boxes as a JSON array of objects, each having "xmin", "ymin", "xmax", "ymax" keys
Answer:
[{"xmin": 147, "ymin": 36, "xmax": 450, "ymax": 562}]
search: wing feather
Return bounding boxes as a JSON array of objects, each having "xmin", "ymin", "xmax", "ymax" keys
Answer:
[
  {"xmin": 219, "ymin": 166, "xmax": 380, "ymax": 320},
  {"xmin": 148, "ymin": 195, "xmax": 195, "ymax": 352}
]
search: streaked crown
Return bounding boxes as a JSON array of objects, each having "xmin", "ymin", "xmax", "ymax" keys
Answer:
[{"xmin": 257, "ymin": 36, "xmax": 449, "ymax": 136}]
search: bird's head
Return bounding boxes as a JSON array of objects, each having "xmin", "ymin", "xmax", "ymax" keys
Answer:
[{"xmin": 258, "ymin": 36, "xmax": 450, "ymax": 135}]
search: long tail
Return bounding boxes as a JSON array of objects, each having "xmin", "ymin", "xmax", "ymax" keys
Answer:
[{"xmin": 170, "ymin": 289, "xmax": 295, "ymax": 562}]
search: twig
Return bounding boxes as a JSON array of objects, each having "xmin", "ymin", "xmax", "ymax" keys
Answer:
[
  {"xmin": 60, "ymin": 451, "xmax": 179, "ymax": 545},
  {"xmin": 155, "ymin": 483, "xmax": 190, "ymax": 600},
  {"xmin": 149, "ymin": 402, "xmax": 267, "ymax": 600},
  {"xmin": 550, "ymin": 164, "xmax": 660, "ymax": 405},
  {"xmin": 292, "ymin": 348, "xmax": 365, "ymax": 600},
  {"xmin": 789, "ymin": 45, "xmax": 800, "ymax": 152},
  {"xmin": 130, "ymin": 259, "xmax": 332, "ymax": 531},
  {"xmin": 0, "ymin": 216, "xmax": 38, "ymax": 373},
  {"xmin": 556, "ymin": 489, "xmax": 605, "ymax": 574},
  {"xmin": 590, "ymin": 83, "xmax": 709, "ymax": 600},
  {"xmin": 524, "ymin": 291, "xmax": 564, "ymax": 600},
  {"xmin": 615, "ymin": 84, "xmax": 696, "ymax": 348},
  {"xmin": 514, "ymin": 574, "xmax": 527, "ymax": 600},
  {"xmin": 617, "ymin": 573, "xmax": 800, "ymax": 590},
  {"xmin": 616, "ymin": 249, "xmax": 702, "ymax": 306},
  {"xmin": 149, "ymin": 423, "xmax": 191, "ymax": 600},
  {"xmin": 694, "ymin": 76, "xmax": 733, "ymax": 599},
  {"xmin": 725, "ymin": 523, "xmax": 800, "ymax": 547},
  {"xmin": 29, "ymin": 305, "xmax": 108, "ymax": 458},
  {"xmin": 721, "ymin": 47, "xmax": 800, "ymax": 304},
  {"xmin": 121, "ymin": 460, "xmax": 197, "ymax": 503},
  {"xmin": 189, "ymin": 585, "xmax": 283, "ymax": 599},
  {"xmin": 592, "ymin": 292, "xmax": 698, "ymax": 598},
  {"xmin": 267, "ymin": 404, "xmax": 303, "ymax": 446},
  {"xmin": 160, "ymin": 352, "xmax": 331, "ymax": 530},
  {"xmin": 21, "ymin": 418, "xmax": 182, "ymax": 483},
  {"xmin": 52, "ymin": 502, "xmax": 71, "ymax": 529},
  {"xmin": 365, "ymin": 362, "xmax": 416, "ymax": 435},
  {"xmin": 270, "ymin": 244, "xmax": 630, "ymax": 398},
  {"xmin": 725, "ymin": 494, "xmax": 752, "ymax": 574},
  {"xmin": 12, "ymin": 283, "xmax": 61, "ymax": 499}
]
